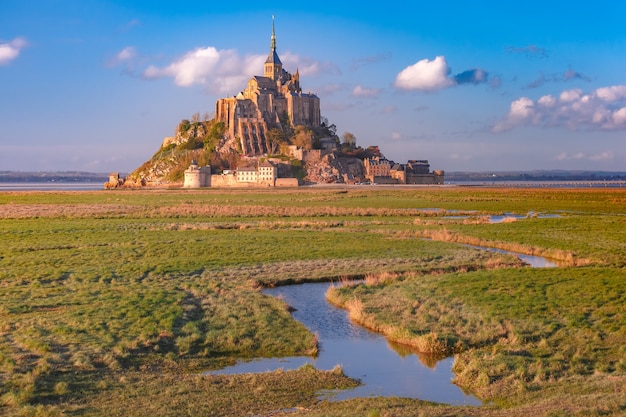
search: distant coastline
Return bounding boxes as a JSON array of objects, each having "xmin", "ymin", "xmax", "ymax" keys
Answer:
[
  {"xmin": 0, "ymin": 171, "xmax": 111, "ymax": 183},
  {"xmin": 2, "ymin": 170, "xmax": 625, "ymax": 191},
  {"xmin": 0, "ymin": 182, "xmax": 105, "ymax": 191},
  {"xmin": 445, "ymin": 170, "xmax": 626, "ymax": 182}
]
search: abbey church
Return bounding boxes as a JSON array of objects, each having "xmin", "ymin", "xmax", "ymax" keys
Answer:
[{"xmin": 215, "ymin": 18, "xmax": 321, "ymax": 155}]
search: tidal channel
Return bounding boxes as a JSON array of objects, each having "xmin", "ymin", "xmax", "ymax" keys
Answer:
[{"xmin": 208, "ymin": 248, "xmax": 558, "ymax": 405}]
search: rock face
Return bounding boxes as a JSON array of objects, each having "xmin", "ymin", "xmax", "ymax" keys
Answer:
[{"xmin": 304, "ymin": 151, "xmax": 365, "ymax": 184}]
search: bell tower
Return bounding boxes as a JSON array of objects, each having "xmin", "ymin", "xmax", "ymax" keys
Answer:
[{"xmin": 264, "ymin": 16, "xmax": 282, "ymax": 81}]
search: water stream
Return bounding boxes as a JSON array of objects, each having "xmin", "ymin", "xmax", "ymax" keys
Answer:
[{"xmin": 208, "ymin": 248, "xmax": 558, "ymax": 405}]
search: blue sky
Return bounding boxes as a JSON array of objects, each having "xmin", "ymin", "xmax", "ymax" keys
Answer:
[{"xmin": 1, "ymin": 1, "xmax": 626, "ymax": 173}]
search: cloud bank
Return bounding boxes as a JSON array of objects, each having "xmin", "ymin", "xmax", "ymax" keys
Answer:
[
  {"xmin": 394, "ymin": 56, "xmax": 489, "ymax": 91},
  {"xmin": 142, "ymin": 47, "xmax": 265, "ymax": 94},
  {"xmin": 494, "ymin": 85, "xmax": 626, "ymax": 132},
  {"xmin": 0, "ymin": 37, "xmax": 27, "ymax": 65},
  {"xmin": 141, "ymin": 47, "xmax": 329, "ymax": 94}
]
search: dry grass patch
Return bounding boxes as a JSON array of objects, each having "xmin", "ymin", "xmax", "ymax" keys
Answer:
[
  {"xmin": 422, "ymin": 228, "xmax": 587, "ymax": 266},
  {"xmin": 0, "ymin": 204, "xmax": 140, "ymax": 218}
]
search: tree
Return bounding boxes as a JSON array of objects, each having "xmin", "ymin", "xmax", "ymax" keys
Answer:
[
  {"xmin": 177, "ymin": 119, "xmax": 191, "ymax": 135},
  {"xmin": 342, "ymin": 132, "xmax": 357, "ymax": 148},
  {"xmin": 292, "ymin": 125, "xmax": 314, "ymax": 150},
  {"xmin": 266, "ymin": 128, "xmax": 287, "ymax": 154}
]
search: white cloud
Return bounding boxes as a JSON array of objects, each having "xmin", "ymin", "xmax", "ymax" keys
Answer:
[
  {"xmin": 117, "ymin": 46, "xmax": 136, "ymax": 62},
  {"xmin": 559, "ymin": 88, "xmax": 582, "ymax": 103},
  {"xmin": 612, "ymin": 107, "xmax": 626, "ymax": 125},
  {"xmin": 0, "ymin": 37, "xmax": 27, "ymax": 65},
  {"xmin": 107, "ymin": 46, "xmax": 136, "ymax": 67},
  {"xmin": 394, "ymin": 56, "xmax": 490, "ymax": 92},
  {"xmin": 494, "ymin": 85, "xmax": 626, "ymax": 132},
  {"xmin": 144, "ymin": 47, "xmax": 223, "ymax": 86},
  {"xmin": 595, "ymin": 85, "xmax": 626, "ymax": 102},
  {"xmin": 141, "ymin": 47, "xmax": 329, "ymax": 94},
  {"xmin": 537, "ymin": 94, "xmax": 556, "ymax": 107},
  {"xmin": 394, "ymin": 56, "xmax": 454, "ymax": 91},
  {"xmin": 142, "ymin": 47, "xmax": 266, "ymax": 94},
  {"xmin": 352, "ymin": 85, "xmax": 380, "ymax": 98}
]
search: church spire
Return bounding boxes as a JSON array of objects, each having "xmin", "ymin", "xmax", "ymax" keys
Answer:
[
  {"xmin": 270, "ymin": 15, "xmax": 276, "ymax": 52},
  {"xmin": 264, "ymin": 15, "xmax": 282, "ymax": 80}
]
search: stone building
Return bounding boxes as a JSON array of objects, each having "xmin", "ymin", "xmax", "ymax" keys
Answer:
[
  {"xmin": 215, "ymin": 17, "xmax": 321, "ymax": 155},
  {"xmin": 258, "ymin": 160, "xmax": 278, "ymax": 186},
  {"xmin": 363, "ymin": 156, "xmax": 392, "ymax": 182},
  {"xmin": 206, "ymin": 160, "xmax": 279, "ymax": 188},
  {"xmin": 365, "ymin": 157, "xmax": 444, "ymax": 185}
]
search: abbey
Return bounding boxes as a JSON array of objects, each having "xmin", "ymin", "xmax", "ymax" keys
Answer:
[{"xmin": 215, "ymin": 18, "xmax": 321, "ymax": 155}]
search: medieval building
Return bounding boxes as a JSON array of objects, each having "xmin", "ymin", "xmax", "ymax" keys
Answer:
[
  {"xmin": 365, "ymin": 157, "xmax": 444, "ymax": 184},
  {"xmin": 215, "ymin": 18, "xmax": 321, "ymax": 156}
]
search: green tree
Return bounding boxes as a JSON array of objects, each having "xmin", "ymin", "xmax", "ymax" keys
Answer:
[
  {"xmin": 342, "ymin": 132, "xmax": 357, "ymax": 148},
  {"xmin": 177, "ymin": 119, "xmax": 191, "ymax": 135},
  {"xmin": 292, "ymin": 125, "xmax": 314, "ymax": 150},
  {"xmin": 267, "ymin": 128, "xmax": 287, "ymax": 154}
]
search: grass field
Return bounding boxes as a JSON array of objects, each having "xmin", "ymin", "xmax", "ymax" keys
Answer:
[{"xmin": 0, "ymin": 187, "xmax": 624, "ymax": 416}]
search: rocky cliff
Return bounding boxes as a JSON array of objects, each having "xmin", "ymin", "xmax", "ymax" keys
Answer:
[{"xmin": 303, "ymin": 151, "xmax": 365, "ymax": 184}]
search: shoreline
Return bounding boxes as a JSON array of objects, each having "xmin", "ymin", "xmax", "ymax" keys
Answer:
[{"xmin": 2, "ymin": 180, "xmax": 625, "ymax": 192}]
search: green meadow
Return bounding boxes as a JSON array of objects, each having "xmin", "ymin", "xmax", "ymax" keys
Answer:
[{"xmin": 0, "ymin": 187, "xmax": 624, "ymax": 416}]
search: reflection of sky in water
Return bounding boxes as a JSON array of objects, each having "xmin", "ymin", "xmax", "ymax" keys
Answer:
[
  {"xmin": 208, "ymin": 282, "xmax": 480, "ymax": 406},
  {"xmin": 468, "ymin": 245, "xmax": 561, "ymax": 268}
]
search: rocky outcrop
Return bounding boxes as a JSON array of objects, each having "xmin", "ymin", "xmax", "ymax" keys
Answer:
[
  {"xmin": 304, "ymin": 151, "xmax": 365, "ymax": 184},
  {"xmin": 125, "ymin": 117, "xmax": 367, "ymax": 187}
]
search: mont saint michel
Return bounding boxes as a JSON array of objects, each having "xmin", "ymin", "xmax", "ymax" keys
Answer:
[{"xmin": 121, "ymin": 19, "xmax": 442, "ymax": 188}]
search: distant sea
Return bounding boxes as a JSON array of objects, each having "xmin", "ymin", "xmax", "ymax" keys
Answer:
[{"xmin": 0, "ymin": 182, "xmax": 104, "ymax": 191}]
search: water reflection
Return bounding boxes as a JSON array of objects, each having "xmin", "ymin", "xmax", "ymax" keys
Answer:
[
  {"xmin": 467, "ymin": 245, "xmax": 563, "ymax": 268},
  {"xmin": 208, "ymin": 281, "xmax": 480, "ymax": 405},
  {"xmin": 209, "ymin": 226, "xmax": 563, "ymax": 404}
]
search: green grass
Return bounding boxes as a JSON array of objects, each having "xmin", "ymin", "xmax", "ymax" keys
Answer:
[
  {"xmin": 0, "ymin": 187, "xmax": 625, "ymax": 416},
  {"xmin": 328, "ymin": 268, "xmax": 625, "ymax": 401}
]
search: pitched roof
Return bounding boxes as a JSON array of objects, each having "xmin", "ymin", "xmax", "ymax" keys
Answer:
[
  {"xmin": 252, "ymin": 76, "xmax": 276, "ymax": 90},
  {"xmin": 265, "ymin": 50, "xmax": 282, "ymax": 65}
]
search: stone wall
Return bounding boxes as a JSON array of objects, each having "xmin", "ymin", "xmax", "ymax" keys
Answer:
[{"xmin": 276, "ymin": 178, "xmax": 299, "ymax": 187}]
